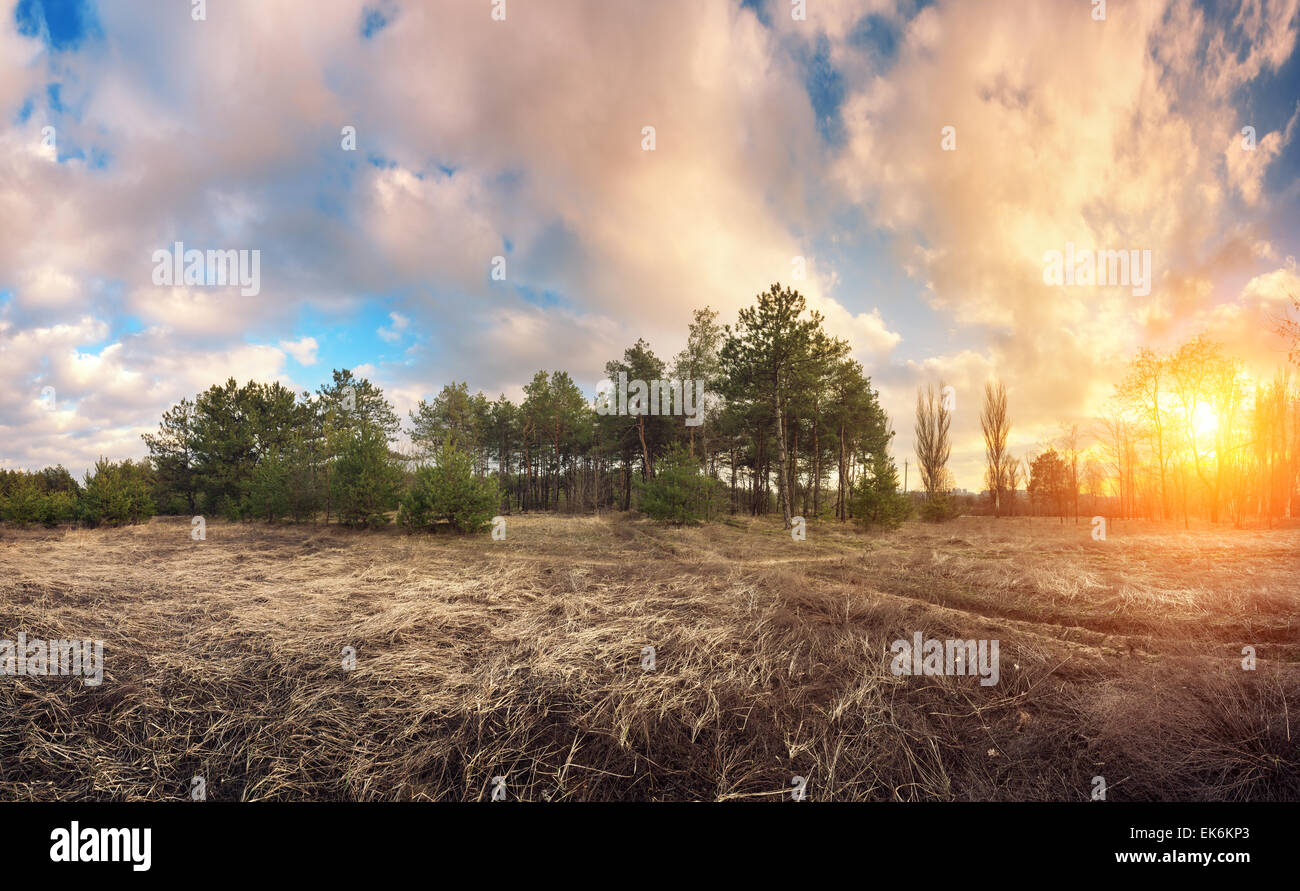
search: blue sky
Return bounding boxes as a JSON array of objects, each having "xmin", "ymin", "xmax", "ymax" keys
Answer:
[{"xmin": 2, "ymin": 0, "xmax": 1299, "ymax": 487}]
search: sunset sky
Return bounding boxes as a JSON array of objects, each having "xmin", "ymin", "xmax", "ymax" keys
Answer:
[{"xmin": 3, "ymin": 0, "xmax": 1299, "ymax": 488}]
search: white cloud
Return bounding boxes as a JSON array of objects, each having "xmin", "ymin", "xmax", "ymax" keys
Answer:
[
  {"xmin": 377, "ymin": 311, "xmax": 410, "ymax": 343},
  {"xmin": 0, "ymin": 0, "xmax": 1296, "ymax": 491},
  {"xmin": 279, "ymin": 336, "xmax": 319, "ymax": 365}
]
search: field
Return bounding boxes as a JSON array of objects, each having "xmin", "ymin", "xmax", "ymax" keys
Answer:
[{"xmin": 1, "ymin": 514, "xmax": 1297, "ymax": 801}]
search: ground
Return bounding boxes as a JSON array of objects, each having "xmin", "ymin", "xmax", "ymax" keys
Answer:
[{"xmin": 1, "ymin": 513, "xmax": 1297, "ymax": 801}]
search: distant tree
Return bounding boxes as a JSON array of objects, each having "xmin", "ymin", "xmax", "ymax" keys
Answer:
[
  {"xmin": 485, "ymin": 394, "xmax": 519, "ymax": 492},
  {"xmin": 1056, "ymin": 423, "xmax": 1084, "ymax": 524},
  {"xmin": 37, "ymin": 465, "xmax": 79, "ymax": 495},
  {"xmin": 0, "ymin": 467, "xmax": 79, "ymax": 526},
  {"xmin": 318, "ymin": 368, "xmax": 401, "ymax": 441},
  {"xmin": 795, "ymin": 331, "xmax": 851, "ymax": 518},
  {"xmin": 1117, "ymin": 349, "xmax": 1171, "ymax": 519},
  {"xmin": 599, "ymin": 341, "xmax": 676, "ymax": 512},
  {"xmin": 1268, "ymin": 289, "xmax": 1300, "ymax": 368},
  {"xmin": 914, "ymin": 382, "xmax": 953, "ymax": 521},
  {"xmin": 409, "ymin": 382, "xmax": 483, "ymax": 460},
  {"xmin": 672, "ymin": 306, "xmax": 724, "ymax": 460},
  {"xmin": 318, "ymin": 370, "xmax": 400, "ymax": 523},
  {"xmin": 540, "ymin": 371, "xmax": 589, "ymax": 510},
  {"xmin": 190, "ymin": 379, "xmax": 255, "ymax": 518},
  {"xmin": 0, "ymin": 474, "xmax": 43, "ymax": 526},
  {"xmin": 827, "ymin": 356, "xmax": 870, "ymax": 520},
  {"xmin": 1004, "ymin": 456, "xmax": 1022, "ymax": 517},
  {"xmin": 245, "ymin": 448, "xmax": 292, "ymax": 523},
  {"xmin": 1027, "ymin": 449, "xmax": 1068, "ymax": 521},
  {"xmin": 143, "ymin": 397, "xmax": 198, "ymax": 513},
  {"xmin": 1083, "ymin": 457, "xmax": 1107, "ymax": 515},
  {"xmin": 603, "ymin": 340, "xmax": 675, "ymax": 480},
  {"xmin": 518, "ymin": 370, "xmax": 548, "ymax": 510},
  {"xmin": 980, "ymin": 380, "xmax": 1011, "ymax": 517}
]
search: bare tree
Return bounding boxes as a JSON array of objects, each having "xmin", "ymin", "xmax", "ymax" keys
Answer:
[
  {"xmin": 980, "ymin": 380, "xmax": 1010, "ymax": 516},
  {"xmin": 1083, "ymin": 457, "xmax": 1106, "ymax": 515},
  {"xmin": 914, "ymin": 383, "xmax": 952, "ymax": 502},
  {"xmin": 1268, "ymin": 289, "xmax": 1300, "ymax": 367},
  {"xmin": 1096, "ymin": 408, "xmax": 1134, "ymax": 520},
  {"xmin": 1057, "ymin": 423, "xmax": 1083, "ymax": 524},
  {"xmin": 1117, "ymin": 349, "xmax": 1171, "ymax": 519}
]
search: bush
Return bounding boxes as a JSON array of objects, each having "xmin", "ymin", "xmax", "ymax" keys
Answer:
[
  {"xmin": 634, "ymin": 446, "xmax": 726, "ymax": 525},
  {"xmin": 918, "ymin": 492, "xmax": 959, "ymax": 523},
  {"xmin": 39, "ymin": 491, "xmax": 78, "ymax": 526},
  {"xmin": 79, "ymin": 458, "xmax": 155, "ymax": 526},
  {"xmin": 330, "ymin": 424, "xmax": 403, "ymax": 528},
  {"xmin": 0, "ymin": 467, "xmax": 81, "ymax": 527},
  {"xmin": 0, "ymin": 477, "xmax": 45, "ymax": 526},
  {"xmin": 399, "ymin": 445, "xmax": 499, "ymax": 534},
  {"xmin": 850, "ymin": 452, "xmax": 911, "ymax": 530}
]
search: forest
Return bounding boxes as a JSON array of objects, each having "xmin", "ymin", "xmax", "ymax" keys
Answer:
[{"xmin": 3, "ymin": 286, "xmax": 1298, "ymax": 532}]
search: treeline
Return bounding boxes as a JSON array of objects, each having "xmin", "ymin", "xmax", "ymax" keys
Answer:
[
  {"xmin": 1098, "ymin": 337, "xmax": 1299, "ymax": 526},
  {"xmin": 11, "ymin": 294, "xmax": 1296, "ymax": 533},
  {"xmin": 969, "ymin": 335, "xmax": 1300, "ymax": 527},
  {"xmin": 0, "ymin": 459, "xmax": 154, "ymax": 527},
  {"xmin": 2, "ymin": 285, "xmax": 910, "ymax": 531}
]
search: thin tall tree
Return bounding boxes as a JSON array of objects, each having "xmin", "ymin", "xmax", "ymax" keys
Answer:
[
  {"xmin": 914, "ymin": 382, "xmax": 952, "ymax": 504},
  {"xmin": 980, "ymin": 380, "xmax": 1010, "ymax": 517}
]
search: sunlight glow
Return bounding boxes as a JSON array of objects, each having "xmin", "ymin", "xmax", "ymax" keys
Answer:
[{"xmin": 1192, "ymin": 401, "xmax": 1219, "ymax": 441}]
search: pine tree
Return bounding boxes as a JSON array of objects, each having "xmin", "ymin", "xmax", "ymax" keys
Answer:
[
  {"xmin": 330, "ymin": 423, "xmax": 402, "ymax": 528},
  {"xmin": 399, "ymin": 445, "xmax": 500, "ymax": 533}
]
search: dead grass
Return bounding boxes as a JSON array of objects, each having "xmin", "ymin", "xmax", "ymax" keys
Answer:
[{"xmin": 0, "ymin": 513, "xmax": 1296, "ymax": 801}]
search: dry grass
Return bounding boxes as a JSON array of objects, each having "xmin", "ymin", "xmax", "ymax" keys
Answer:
[{"xmin": 0, "ymin": 513, "xmax": 1296, "ymax": 801}]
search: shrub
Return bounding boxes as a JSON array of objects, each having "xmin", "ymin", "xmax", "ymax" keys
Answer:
[
  {"xmin": 0, "ymin": 467, "xmax": 81, "ymax": 527},
  {"xmin": 79, "ymin": 458, "xmax": 155, "ymax": 526},
  {"xmin": 634, "ymin": 446, "xmax": 726, "ymax": 525},
  {"xmin": 399, "ymin": 445, "xmax": 499, "ymax": 534},
  {"xmin": 918, "ymin": 492, "xmax": 959, "ymax": 523},
  {"xmin": 397, "ymin": 468, "xmax": 437, "ymax": 531},
  {"xmin": 39, "ymin": 491, "xmax": 78, "ymax": 526},
  {"xmin": 850, "ymin": 451, "xmax": 910, "ymax": 530},
  {"xmin": 156, "ymin": 492, "xmax": 193, "ymax": 516},
  {"xmin": 0, "ymin": 477, "xmax": 44, "ymax": 526},
  {"xmin": 330, "ymin": 424, "xmax": 402, "ymax": 528}
]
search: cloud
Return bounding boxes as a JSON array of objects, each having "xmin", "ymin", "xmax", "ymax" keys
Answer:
[
  {"xmin": 376, "ymin": 311, "xmax": 409, "ymax": 343},
  {"xmin": 279, "ymin": 336, "xmax": 319, "ymax": 365},
  {"xmin": 823, "ymin": 0, "xmax": 1300, "ymax": 479},
  {"xmin": 1225, "ymin": 124, "xmax": 1287, "ymax": 205},
  {"xmin": 0, "ymin": 0, "xmax": 1296, "ymax": 491},
  {"xmin": 0, "ymin": 314, "xmax": 298, "ymax": 474}
]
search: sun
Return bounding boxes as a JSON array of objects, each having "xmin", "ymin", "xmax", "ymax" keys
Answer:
[{"xmin": 1191, "ymin": 401, "xmax": 1219, "ymax": 440}]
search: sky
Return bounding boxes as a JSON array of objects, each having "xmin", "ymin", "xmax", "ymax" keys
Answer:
[{"xmin": 2, "ymin": 0, "xmax": 1299, "ymax": 489}]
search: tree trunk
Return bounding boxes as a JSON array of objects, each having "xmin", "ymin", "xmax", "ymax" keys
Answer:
[
  {"xmin": 774, "ymin": 394, "xmax": 793, "ymax": 527},
  {"xmin": 637, "ymin": 417, "xmax": 653, "ymax": 478}
]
